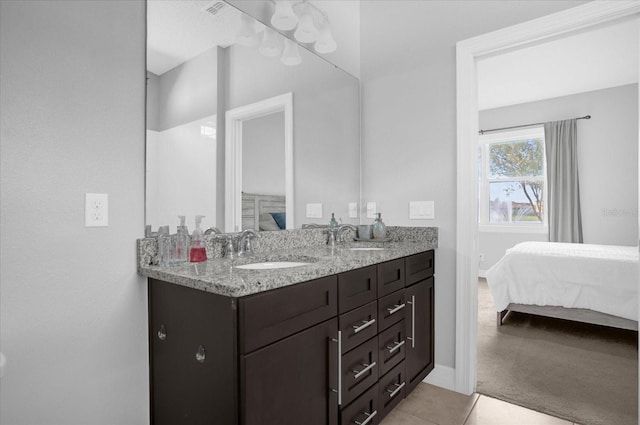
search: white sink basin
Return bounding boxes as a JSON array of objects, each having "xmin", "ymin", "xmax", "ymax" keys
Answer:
[
  {"xmin": 349, "ymin": 247, "xmax": 386, "ymax": 251},
  {"xmin": 235, "ymin": 261, "xmax": 309, "ymax": 270}
]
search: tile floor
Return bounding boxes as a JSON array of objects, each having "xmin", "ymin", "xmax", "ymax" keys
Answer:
[{"xmin": 380, "ymin": 383, "xmax": 581, "ymax": 425}]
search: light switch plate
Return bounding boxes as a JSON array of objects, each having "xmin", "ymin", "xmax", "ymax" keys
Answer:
[
  {"xmin": 85, "ymin": 193, "xmax": 109, "ymax": 227},
  {"xmin": 306, "ymin": 203, "xmax": 323, "ymax": 219},
  {"xmin": 409, "ymin": 201, "xmax": 435, "ymax": 219},
  {"xmin": 348, "ymin": 202, "xmax": 358, "ymax": 218},
  {"xmin": 366, "ymin": 202, "xmax": 377, "ymax": 219}
]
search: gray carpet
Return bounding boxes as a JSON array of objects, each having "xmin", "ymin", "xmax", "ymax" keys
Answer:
[{"xmin": 477, "ymin": 278, "xmax": 638, "ymax": 425}]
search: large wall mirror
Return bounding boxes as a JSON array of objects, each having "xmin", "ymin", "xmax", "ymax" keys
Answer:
[{"xmin": 146, "ymin": 0, "xmax": 361, "ymax": 233}]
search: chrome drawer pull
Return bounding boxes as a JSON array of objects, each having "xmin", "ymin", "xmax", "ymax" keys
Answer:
[
  {"xmin": 352, "ymin": 318, "xmax": 376, "ymax": 334},
  {"xmin": 330, "ymin": 331, "xmax": 343, "ymax": 406},
  {"xmin": 386, "ymin": 339, "xmax": 405, "ymax": 354},
  {"xmin": 407, "ymin": 295, "xmax": 415, "ymax": 348},
  {"xmin": 386, "ymin": 382, "xmax": 405, "ymax": 399},
  {"xmin": 354, "ymin": 410, "xmax": 377, "ymax": 425},
  {"xmin": 353, "ymin": 362, "xmax": 377, "ymax": 380},
  {"xmin": 387, "ymin": 303, "xmax": 405, "ymax": 315}
]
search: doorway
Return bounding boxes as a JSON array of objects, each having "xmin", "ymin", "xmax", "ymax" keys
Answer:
[{"xmin": 454, "ymin": 1, "xmax": 640, "ymax": 395}]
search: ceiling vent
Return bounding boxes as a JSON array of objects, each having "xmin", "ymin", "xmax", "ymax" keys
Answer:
[{"xmin": 202, "ymin": 1, "xmax": 232, "ymax": 18}]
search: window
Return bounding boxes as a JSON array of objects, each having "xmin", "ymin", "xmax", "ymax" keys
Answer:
[{"xmin": 478, "ymin": 127, "xmax": 547, "ymax": 232}]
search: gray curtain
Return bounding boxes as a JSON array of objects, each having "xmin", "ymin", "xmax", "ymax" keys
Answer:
[{"xmin": 544, "ymin": 119, "xmax": 583, "ymax": 243}]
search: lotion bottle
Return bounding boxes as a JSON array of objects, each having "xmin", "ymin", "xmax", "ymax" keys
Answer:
[
  {"xmin": 176, "ymin": 215, "xmax": 189, "ymax": 264},
  {"xmin": 189, "ymin": 215, "xmax": 207, "ymax": 263}
]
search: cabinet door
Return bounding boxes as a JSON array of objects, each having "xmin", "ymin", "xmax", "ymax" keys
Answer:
[
  {"xmin": 404, "ymin": 277, "xmax": 434, "ymax": 394},
  {"xmin": 241, "ymin": 318, "xmax": 339, "ymax": 425},
  {"xmin": 149, "ymin": 279, "xmax": 238, "ymax": 425}
]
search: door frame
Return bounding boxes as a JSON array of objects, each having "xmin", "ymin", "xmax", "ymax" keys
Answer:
[
  {"xmin": 225, "ymin": 92, "xmax": 294, "ymax": 232},
  {"xmin": 455, "ymin": 1, "xmax": 640, "ymax": 395}
]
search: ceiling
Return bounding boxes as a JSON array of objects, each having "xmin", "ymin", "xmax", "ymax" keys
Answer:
[{"xmin": 477, "ymin": 17, "xmax": 639, "ymax": 110}]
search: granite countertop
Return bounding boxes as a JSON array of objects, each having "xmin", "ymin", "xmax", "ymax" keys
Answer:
[{"xmin": 139, "ymin": 239, "xmax": 437, "ymax": 298}]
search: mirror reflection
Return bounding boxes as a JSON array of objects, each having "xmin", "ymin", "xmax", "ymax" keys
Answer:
[{"xmin": 146, "ymin": 0, "xmax": 360, "ymax": 233}]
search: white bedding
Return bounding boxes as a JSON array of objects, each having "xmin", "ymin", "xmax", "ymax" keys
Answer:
[{"xmin": 485, "ymin": 242, "xmax": 639, "ymax": 321}]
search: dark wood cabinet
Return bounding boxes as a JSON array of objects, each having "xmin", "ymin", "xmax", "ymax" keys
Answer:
[
  {"xmin": 405, "ymin": 276, "xmax": 435, "ymax": 394},
  {"xmin": 148, "ymin": 279, "xmax": 238, "ymax": 425},
  {"xmin": 241, "ymin": 318, "xmax": 338, "ymax": 425},
  {"xmin": 148, "ymin": 250, "xmax": 435, "ymax": 425}
]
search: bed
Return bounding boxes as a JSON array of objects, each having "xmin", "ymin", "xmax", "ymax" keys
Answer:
[
  {"xmin": 485, "ymin": 241, "xmax": 638, "ymax": 330},
  {"xmin": 241, "ymin": 192, "xmax": 286, "ymax": 231}
]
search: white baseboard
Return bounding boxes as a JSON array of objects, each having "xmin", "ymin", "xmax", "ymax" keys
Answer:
[
  {"xmin": 478, "ymin": 269, "xmax": 487, "ymax": 278},
  {"xmin": 423, "ymin": 364, "xmax": 456, "ymax": 392}
]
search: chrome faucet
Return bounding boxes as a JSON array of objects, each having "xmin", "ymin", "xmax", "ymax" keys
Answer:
[
  {"xmin": 238, "ymin": 229, "xmax": 260, "ymax": 257},
  {"xmin": 337, "ymin": 224, "xmax": 357, "ymax": 244},
  {"xmin": 204, "ymin": 227, "xmax": 222, "ymax": 235}
]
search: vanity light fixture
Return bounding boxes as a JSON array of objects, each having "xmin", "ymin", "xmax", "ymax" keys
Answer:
[
  {"xmin": 258, "ymin": 27, "xmax": 283, "ymax": 57},
  {"xmin": 293, "ymin": 3, "xmax": 318, "ymax": 43},
  {"xmin": 235, "ymin": 12, "xmax": 260, "ymax": 47},
  {"xmin": 270, "ymin": 0, "xmax": 337, "ymax": 54},
  {"xmin": 271, "ymin": 0, "xmax": 298, "ymax": 31},
  {"xmin": 281, "ymin": 38, "xmax": 302, "ymax": 66},
  {"xmin": 314, "ymin": 17, "xmax": 337, "ymax": 54}
]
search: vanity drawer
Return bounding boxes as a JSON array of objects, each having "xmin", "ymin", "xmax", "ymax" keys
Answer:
[
  {"xmin": 340, "ymin": 301, "xmax": 378, "ymax": 354},
  {"xmin": 378, "ymin": 320, "xmax": 405, "ymax": 376},
  {"xmin": 405, "ymin": 251, "xmax": 434, "ymax": 287},
  {"xmin": 340, "ymin": 383, "xmax": 379, "ymax": 425},
  {"xmin": 377, "ymin": 258, "xmax": 405, "ymax": 297},
  {"xmin": 377, "ymin": 289, "xmax": 406, "ymax": 332},
  {"xmin": 338, "ymin": 265, "xmax": 378, "ymax": 314},
  {"xmin": 342, "ymin": 336, "xmax": 379, "ymax": 406},
  {"xmin": 239, "ymin": 275, "xmax": 337, "ymax": 353},
  {"xmin": 378, "ymin": 361, "xmax": 406, "ymax": 421}
]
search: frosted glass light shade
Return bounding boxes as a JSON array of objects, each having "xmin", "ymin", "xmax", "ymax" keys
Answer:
[
  {"xmin": 281, "ymin": 38, "xmax": 302, "ymax": 66},
  {"xmin": 314, "ymin": 23, "xmax": 337, "ymax": 53},
  {"xmin": 271, "ymin": 1, "xmax": 298, "ymax": 31},
  {"xmin": 293, "ymin": 5, "xmax": 318, "ymax": 43},
  {"xmin": 259, "ymin": 27, "xmax": 283, "ymax": 57},
  {"xmin": 236, "ymin": 13, "xmax": 259, "ymax": 47}
]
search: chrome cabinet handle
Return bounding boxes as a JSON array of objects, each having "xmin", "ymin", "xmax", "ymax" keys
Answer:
[
  {"xmin": 330, "ymin": 331, "xmax": 342, "ymax": 406},
  {"xmin": 387, "ymin": 303, "xmax": 405, "ymax": 315},
  {"xmin": 157, "ymin": 324, "xmax": 167, "ymax": 341},
  {"xmin": 195, "ymin": 345, "xmax": 206, "ymax": 363},
  {"xmin": 353, "ymin": 362, "xmax": 377, "ymax": 380},
  {"xmin": 387, "ymin": 382, "xmax": 405, "ymax": 399},
  {"xmin": 354, "ymin": 410, "xmax": 377, "ymax": 425},
  {"xmin": 353, "ymin": 318, "xmax": 376, "ymax": 334},
  {"xmin": 387, "ymin": 339, "xmax": 406, "ymax": 354},
  {"xmin": 407, "ymin": 295, "xmax": 415, "ymax": 348}
]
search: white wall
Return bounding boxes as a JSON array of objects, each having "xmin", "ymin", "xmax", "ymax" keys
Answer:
[
  {"xmin": 479, "ymin": 84, "xmax": 639, "ymax": 271},
  {"xmin": 0, "ymin": 1, "xmax": 148, "ymax": 424},
  {"xmin": 243, "ymin": 112, "xmax": 286, "ymax": 196},
  {"xmin": 359, "ymin": 0, "xmax": 587, "ymax": 375}
]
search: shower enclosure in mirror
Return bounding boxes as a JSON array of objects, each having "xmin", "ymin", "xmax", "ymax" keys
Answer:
[{"xmin": 146, "ymin": 0, "xmax": 360, "ymax": 233}]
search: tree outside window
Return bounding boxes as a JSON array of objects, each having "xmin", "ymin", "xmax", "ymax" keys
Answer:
[{"xmin": 478, "ymin": 127, "xmax": 546, "ymax": 227}]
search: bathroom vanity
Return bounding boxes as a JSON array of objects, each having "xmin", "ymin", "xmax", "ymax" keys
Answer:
[{"xmin": 139, "ymin": 231, "xmax": 436, "ymax": 425}]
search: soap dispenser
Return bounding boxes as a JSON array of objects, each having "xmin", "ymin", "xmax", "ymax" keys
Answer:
[
  {"xmin": 329, "ymin": 212, "xmax": 339, "ymax": 228},
  {"xmin": 189, "ymin": 215, "xmax": 207, "ymax": 263},
  {"xmin": 176, "ymin": 215, "xmax": 189, "ymax": 264},
  {"xmin": 372, "ymin": 213, "xmax": 386, "ymax": 239}
]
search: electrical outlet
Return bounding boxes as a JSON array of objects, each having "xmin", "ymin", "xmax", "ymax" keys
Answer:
[
  {"xmin": 479, "ymin": 254, "xmax": 485, "ymax": 262},
  {"xmin": 85, "ymin": 193, "xmax": 108, "ymax": 227},
  {"xmin": 366, "ymin": 202, "xmax": 377, "ymax": 218},
  {"xmin": 348, "ymin": 202, "xmax": 358, "ymax": 218}
]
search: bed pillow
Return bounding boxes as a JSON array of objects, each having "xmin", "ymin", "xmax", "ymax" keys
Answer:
[
  {"xmin": 270, "ymin": 212, "xmax": 286, "ymax": 230},
  {"xmin": 259, "ymin": 213, "xmax": 280, "ymax": 231}
]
